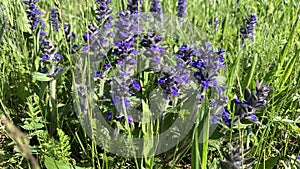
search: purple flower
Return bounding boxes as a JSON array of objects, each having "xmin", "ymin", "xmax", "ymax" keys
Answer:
[
  {"xmin": 127, "ymin": 0, "xmax": 143, "ymax": 13},
  {"xmin": 55, "ymin": 53, "xmax": 63, "ymax": 60},
  {"xmin": 39, "ymin": 31, "xmax": 47, "ymax": 38},
  {"xmin": 95, "ymin": 0, "xmax": 113, "ymax": 21},
  {"xmin": 50, "ymin": 7, "xmax": 60, "ymax": 32},
  {"xmin": 105, "ymin": 112, "xmax": 113, "ymax": 119},
  {"xmin": 233, "ymin": 81, "xmax": 272, "ymax": 124},
  {"xmin": 192, "ymin": 58, "xmax": 204, "ymax": 69},
  {"xmin": 54, "ymin": 67, "xmax": 63, "ymax": 71},
  {"xmin": 64, "ymin": 24, "xmax": 76, "ymax": 45},
  {"xmin": 199, "ymin": 95, "xmax": 204, "ymax": 102},
  {"xmin": 211, "ymin": 114, "xmax": 220, "ymax": 124},
  {"xmin": 170, "ymin": 86, "xmax": 179, "ymax": 96},
  {"xmin": 131, "ymin": 79, "xmax": 141, "ymax": 91},
  {"xmin": 40, "ymin": 40, "xmax": 64, "ymax": 77},
  {"xmin": 127, "ymin": 115, "xmax": 133, "ymax": 123},
  {"xmin": 234, "ymin": 98, "xmax": 252, "ymax": 108},
  {"xmin": 41, "ymin": 67, "xmax": 48, "ymax": 72},
  {"xmin": 93, "ymin": 71, "xmax": 101, "ymax": 78},
  {"xmin": 41, "ymin": 55, "xmax": 50, "ymax": 61},
  {"xmin": 150, "ymin": 0, "xmax": 163, "ymax": 13},
  {"xmin": 103, "ymin": 62, "xmax": 111, "ymax": 70},
  {"xmin": 83, "ymin": 33, "xmax": 92, "ymax": 42},
  {"xmin": 1, "ymin": 8, "xmax": 5, "ymax": 24},
  {"xmin": 222, "ymin": 107, "xmax": 231, "ymax": 126},
  {"xmin": 177, "ymin": 0, "xmax": 187, "ymax": 18},
  {"xmin": 248, "ymin": 113, "xmax": 258, "ymax": 122},
  {"xmin": 124, "ymin": 99, "xmax": 130, "ymax": 108},
  {"xmin": 214, "ymin": 20, "xmax": 220, "ymax": 29},
  {"xmin": 141, "ymin": 32, "xmax": 165, "ymax": 70},
  {"xmin": 177, "ymin": 45, "xmax": 199, "ymax": 63},
  {"xmin": 158, "ymin": 65, "xmax": 190, "ymax": 98},
  {"xmin": 82, "ymin": 45, "xmax": 88, "ymax": 52},
  {"xmin": 23, "ymin": 0, "xmax": 46, "ymax": 33},
  {"xmin": 201, "ymin": 79, "xmax": 209, "ymax": 88},
  {"xmin": 240, "ymin": 14, "xmax": 257, "ymax": 41}
]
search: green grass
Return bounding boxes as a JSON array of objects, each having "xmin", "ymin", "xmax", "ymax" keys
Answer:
[{"xmin": 0, "ymin": 0, "xmax": 300, "ymax": 168}]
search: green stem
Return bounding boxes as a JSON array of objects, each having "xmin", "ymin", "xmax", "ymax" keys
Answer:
[
  {"xmin": 49, "ymin": 64, "xmax": 57, "ymax": 137},
  {"xmin": 201, "ymin": 108, "xmax": 210, "ymax": 169}
]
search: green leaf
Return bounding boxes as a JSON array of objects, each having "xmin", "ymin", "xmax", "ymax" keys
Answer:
[
  {"xmin": 0, "ymin": 21, "xmax": 5, "ymax": 43},
  {"xmin": 22, "ymin": 121, "xmax": 44, "ymax": 130},
  {"xmin": 32, "ymin": 72, "xmax": 53, "ymax": 81},
  {"xmin": 44, "ymin": 156, "xmax": 88, "ymax": 169},
  {"xmin": 44, "ymin": 156, "xmax": 71, "ymax": 169},
  {"xmin": 210, "ymin": 130, "xmax": 224, "ymax": 140},
  {"xmin": 279, "ymin": 48, "xmax": 299, "ymax": 87},
  {"xmin": 257, "ymin": 156, "xmax": 279, "ymax": 169}
]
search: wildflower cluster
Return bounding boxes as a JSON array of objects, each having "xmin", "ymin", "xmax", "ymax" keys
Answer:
[
  {"xmin": 240, "ymin": 14, "xmax": 257, "ymax": 41},
  {"xmin": 155, "ymin": 43, "xmax": 228, "ymax": 123},
  {"xmin": 23, "ymin": 2, "xmax": 65, "ymax": 76}
]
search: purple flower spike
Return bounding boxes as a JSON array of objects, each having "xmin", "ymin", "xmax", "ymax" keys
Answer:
[
  {"xmin": 95, "ymin": 0, "xmax": 113, "ymax": 27},
  {"xmin": 23, "ymin": 0, "xmax": 46, "ymax": 40},
  {"xmin": 177, "ymin": 0, "xmax": 187, "ymax": 18},
  {"xmin": 127, "ymin": 0, "xmax": 143, "ymax": 13},
  {"xmin": 150, "ymin": 0, "xmax": 163, "ymax": 13},
  {"xmin": 233, "ymin": 80, "xmax": 272, "ymax": 124},
  {"xmin": 240, "ymin": 14, "xmax": 257, "ymax": 42},
  {"xmin": 50, "ymin": 7, "xmax": 60, "ymax": 32}
]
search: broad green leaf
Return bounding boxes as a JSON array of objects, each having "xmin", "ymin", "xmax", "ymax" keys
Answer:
[
  {"xmin": 32, "ymin": 72, "xmax": 53, "ymax": 81},
  {"xmin": 44, "ymin": 156, "xmax": 88, "ymax": 169},
  {"xmin": 44, "ymin": 156, "xmax": 71, "ymax": 169},
  {"xmin": 258, "ymin": 156, "xmax": 279, "ymax": 169}
]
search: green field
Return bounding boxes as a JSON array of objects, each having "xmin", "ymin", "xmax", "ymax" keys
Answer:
[{"xmin": 0, "ymin": 0, "xmax": 299, "ymax": 168}]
